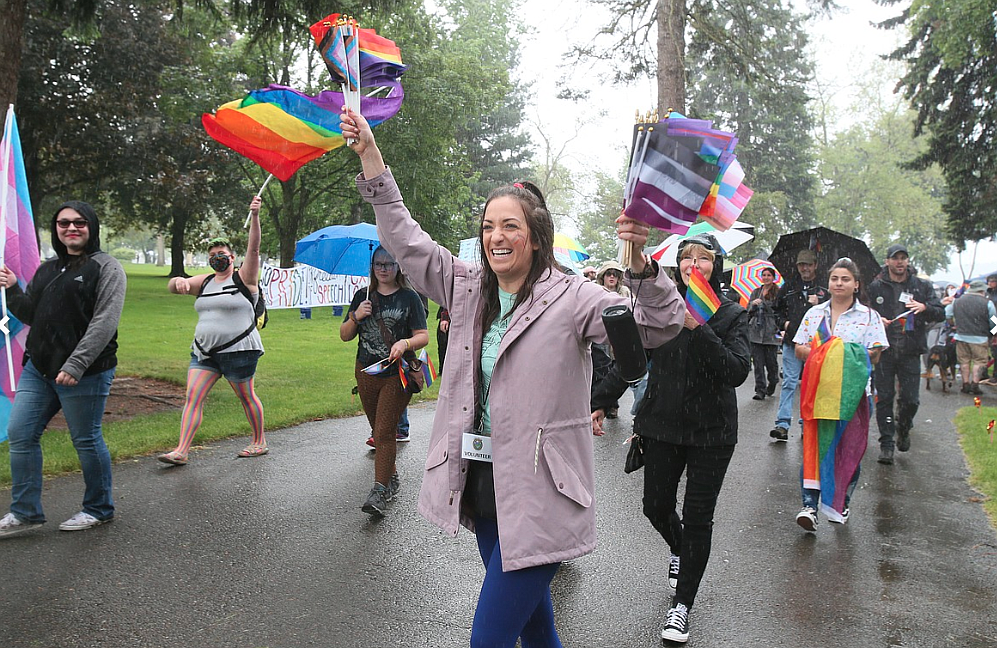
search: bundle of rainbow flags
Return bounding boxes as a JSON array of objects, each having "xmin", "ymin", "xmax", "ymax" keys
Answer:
[{"xmin": 202, "ymin": 13, "xmax": 406, "ymax": 181}]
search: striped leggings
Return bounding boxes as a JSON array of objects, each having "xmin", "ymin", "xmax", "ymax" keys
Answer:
[
  {"xmin": 355, "ymin": 363, "xmax": 411, "ymax": 486},
  {"xmin": 173, "ymin": 368, "xmax": 265, "ymax": 454}
]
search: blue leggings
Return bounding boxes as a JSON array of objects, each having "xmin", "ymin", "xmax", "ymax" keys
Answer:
[{"xmin": 471, "ymin": 517, "xmax": 563, "ymax": 648}]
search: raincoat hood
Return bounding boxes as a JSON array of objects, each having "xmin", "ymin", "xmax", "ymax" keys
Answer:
[{"xmin": 51, "ymin": 200, "xmax": 102, "ymax": 262}]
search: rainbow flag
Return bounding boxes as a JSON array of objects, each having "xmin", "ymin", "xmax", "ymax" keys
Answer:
[
  {"xmin": 699, "ymin": 158, "xmax": 753, "ymax": 232},
  {"xmin": 310, "ymin": 14, "xmax": 406, "ymax": 86},
  {"xmin": 0, "ymin": 106, "xmax": 41, "ymax": 443},
  {"xmin": 814, "ymin": 316, "xmax": 832, "ymax": 347},
  {"xmin": 799, "ymin": 337, "xmax": 872, "ymax": 521},
  {"xmin": 202, "ymin": 83, "xmax": 403, "ymax": 181},
  {"xmin": 685, "ymin": 266, "xmax": 721, "ymax": 325},
  {"xmin": 417, "ymin": 349, "xmax": 437, "ymax": 389}
]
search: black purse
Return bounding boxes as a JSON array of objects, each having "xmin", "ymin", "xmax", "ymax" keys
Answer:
[{"xmin": 624, "ymin": 434, "xmax": 644, "ymax": 473}]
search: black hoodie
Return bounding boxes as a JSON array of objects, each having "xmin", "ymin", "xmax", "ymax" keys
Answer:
[
  {"xmin": 6, "ymin": 201, "xmax": 127, "ymax": 379},
  {"xmin": 593, "ymin": 253, "xmax": 751, "ymax": 446}
]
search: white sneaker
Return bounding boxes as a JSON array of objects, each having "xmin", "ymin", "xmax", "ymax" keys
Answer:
[
  {"xmin": 58, "ymin": 511, "xmax": 112, "ymax": 532},
  {"xmin": 0, "ymin": 512, "xmax": 43, "ymax": 537}
]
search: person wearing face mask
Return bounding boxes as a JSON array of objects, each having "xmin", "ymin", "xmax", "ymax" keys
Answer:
[
  {"xmin": 157, "ymin": 196, "xmax": 266, "ymax": 466},
  {"xmin": 769, "ymin": 250, "xmax": 830, "ymax": 442},
  {"xmin": 592, "ymin": 234, "xmax": 749, "ymax": 644}
]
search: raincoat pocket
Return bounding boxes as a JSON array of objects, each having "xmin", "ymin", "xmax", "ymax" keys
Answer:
[
  {"xmin": 542, "ymin": 440, "xmax": 593, "ymax": 508},
  {"xmin": 425, "ymin": 435, "xmax": 448, "ymax": 471}
]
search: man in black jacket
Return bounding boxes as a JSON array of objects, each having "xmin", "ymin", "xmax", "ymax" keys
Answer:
[
  {"xmin": 868, "ymin": 244, "xmax": 944, "ymax": 464},
  {"xmin": 0, "ymin": 201, "xmax": 126, "ymax": 537},
  {"xmin": 769, "ymin": 250, "xmax": 829, "ymax": 441}
]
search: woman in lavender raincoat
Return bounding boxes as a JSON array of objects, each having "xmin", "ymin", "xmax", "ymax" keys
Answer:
[{"xmin": 341, "ymin": 109, "xmax": 685, "ymax": 648}]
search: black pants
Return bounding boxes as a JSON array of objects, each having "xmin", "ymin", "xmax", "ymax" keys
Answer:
[
  {"xmin": 873, "ymin": 350, "xmax": 921, "ymax": 450},
  {"xmin": 642, "ymin": 438, "xmax": 735, "ymax": 608},
  {"xmin": 437, "ymin": 327, "xmax": 448, "ymax": 376},
  {"xmin": 750, "ymin": 343, "xmax": 779, "ymax": 394}
]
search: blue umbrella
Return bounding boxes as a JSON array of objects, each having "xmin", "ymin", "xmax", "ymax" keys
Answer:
[{"xmin": 294, "ymin": 223, "xmax": 379, "ymax": 276}]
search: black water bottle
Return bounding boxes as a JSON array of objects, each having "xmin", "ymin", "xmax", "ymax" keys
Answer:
[{"xmin": 602, "ymin": 305, "xmax": 647, "ymax": 383}]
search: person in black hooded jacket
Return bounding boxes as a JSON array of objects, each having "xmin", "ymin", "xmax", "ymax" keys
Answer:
[
  {"xmin": 0, "ymin": 201, "xmax": 126, "ymax": 537},
  {"xmin": 592, "ymin": 233, "xmax": 750, "ymax": 644}
]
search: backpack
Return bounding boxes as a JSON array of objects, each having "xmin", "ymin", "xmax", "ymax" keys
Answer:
[{"xmin": 194, "ymin": 270, "xmax": 267, "ymax": 357}]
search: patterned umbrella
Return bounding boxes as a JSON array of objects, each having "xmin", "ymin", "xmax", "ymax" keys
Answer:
[
  {"xmin": 650, "ymin": 221, "xmax": 754, "ymax": 266},
  {"xmin": 553, "ymin": 233, "xmax": 590, "ymax": 263},
  {"xmin": 730, "ymin": 258, "xmax": 784, "ymax": 302}
]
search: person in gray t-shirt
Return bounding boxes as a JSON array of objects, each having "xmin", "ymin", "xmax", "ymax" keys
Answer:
[{"xmin": 157, "ymin": 196, "xmax": 266, "ymax": 466}]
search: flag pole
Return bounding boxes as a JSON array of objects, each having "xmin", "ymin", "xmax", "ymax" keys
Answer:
[
  {"xmin": 0, "ymin": 105, "xmax": 16, "ymax": 389},
  {"xmin": 244, "ymin": 173, "xmax": 274, "ymax": 228}
]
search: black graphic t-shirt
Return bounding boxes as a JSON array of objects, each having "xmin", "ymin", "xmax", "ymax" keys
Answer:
[{"xmin": 346, "ymin": 287, "xmax": 428, "ymax": 370}]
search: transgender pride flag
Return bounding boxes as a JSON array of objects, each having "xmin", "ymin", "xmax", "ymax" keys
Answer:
[{"xmin": 0, "ymin": 106, "xmax": 41, "ymax": 443}]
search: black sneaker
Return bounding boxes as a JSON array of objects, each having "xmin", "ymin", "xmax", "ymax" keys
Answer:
[
  {"xmin": 752, "ymin": 392, "xmax": 765, "ymax": 400},
  {"xmin": 896, "ymin": 427, "xmax": 911, "ymax": 452},
  {"xmin": 668, "ymin": 554, "xmax": 680, "ymax": 589},
  {"xmin": 387, "ymin": 473, "xmax": 401, "ymax": 500},
  {"xmin": 766, "ymin": 382, "xmax": 778, "ymax": 396},
  {"xmin": 769, "ymin": 427, "xmax": 789, "ymax": 442},
  {"xmin": 661, "ymin": 601, "xmax": 690, "ymax": 643},
  {"xmin": 361, "ymin": 483, "xmax": 390, "ymax": 517},
  {"xmin": 878, "ymin": 446, "xmax": 894, "ymax": 465},
  {"xmin": 795, "ymin": 507, "xmax": 818, "ymax": 532}
]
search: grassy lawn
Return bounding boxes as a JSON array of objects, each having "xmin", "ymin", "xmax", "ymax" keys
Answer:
[
  {"xmin": 0, "ymin": 262, "xmax": 439, "ymax": 485},
  {"xmin": 954, "ymin": 405, "xmax": 997, "ymax": 524}
]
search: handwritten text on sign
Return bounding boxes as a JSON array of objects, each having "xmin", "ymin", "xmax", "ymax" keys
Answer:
[{"xmin": 260, "ymin": 264, "xmax": 368, "ymax": 309}]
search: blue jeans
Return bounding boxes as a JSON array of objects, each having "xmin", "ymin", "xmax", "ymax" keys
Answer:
[
  {"xmin": 7, "ymin": 361, "xmax": 116, "ymax": 523},
  {"xmin": 775, "ymin": 343, "xmax": 804, "ymax": 430},
  {"xmin": 397, "ymin": 408, "xmax": 409, "ymax": 434}
]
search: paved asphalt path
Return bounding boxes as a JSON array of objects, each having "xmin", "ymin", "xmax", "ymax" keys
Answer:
[{"xmin": 2, "ymin": 376, "xmax": 996, "ymax": 647}]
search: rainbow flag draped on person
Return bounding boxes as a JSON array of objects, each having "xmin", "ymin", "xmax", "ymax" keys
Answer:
[
  {"xmin": 799, "ymin": 337, "xmax": 872, "ymax": 522},
  {"xmin": 0, "ymin": 106, "xmax": 42, "ymax": 443},
  {"xmin": 684, "ymin": 266, "xmax": 721, "ymax": 325}
]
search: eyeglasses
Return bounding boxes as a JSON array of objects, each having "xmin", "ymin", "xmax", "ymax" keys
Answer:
[
  {"xmin": 373, "ymin": 262, "xmax": 397, "ymax": 271},
  {"xmin": 56, "ymin": 219, "xmax": 88, "ymax": 229}
]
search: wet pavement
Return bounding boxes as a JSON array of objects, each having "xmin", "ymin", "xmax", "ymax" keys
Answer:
[{"xmin": 1, "ymin": 378, "xmax": 996, "ymax": 647}]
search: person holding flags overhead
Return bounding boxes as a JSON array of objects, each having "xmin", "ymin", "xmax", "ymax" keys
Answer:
[
  {"xmin": 593, "ymin": 233, "xmax": 749, "ymax": 644},
  {"xmin": 340, "ymin": 108, "xmax": 684, "ymax": 648},
  {"xmin": 792, "ymin": 258, "xmax": 888, "ymax": 531}
]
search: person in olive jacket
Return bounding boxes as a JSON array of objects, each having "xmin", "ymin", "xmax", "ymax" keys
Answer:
[{"xmin": 592, "ymin": 233, "xmax": 750, "ymax": 644}]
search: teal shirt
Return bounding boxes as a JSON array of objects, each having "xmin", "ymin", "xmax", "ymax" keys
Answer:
[{"xmin": 478, "ymin": 289, "xmax": 516, "ymax": 436}]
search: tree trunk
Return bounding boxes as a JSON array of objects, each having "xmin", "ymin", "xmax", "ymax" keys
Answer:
[
  {"xmin": 277, "ymin": 175, "xmax": 301, "ymax": 267},
  {"xmin": 656, "ymin": 0, "xmax": 686, "ymax": 115},
  {"xmin": 168, "ymin": 207, "xmax": 190, "ymax": 277},
  {"xmin": 0, "ymin": 0, "xmax": 27, "ymax": 112}
]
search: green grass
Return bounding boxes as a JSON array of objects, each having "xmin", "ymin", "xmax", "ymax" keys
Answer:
[
  {"xmin": 954, "ymin": 405, "xmax": 997, "ymax": 524},
  {"xmin": 0, "ymin": 262, "xmax": 439, "ymax": 485}
]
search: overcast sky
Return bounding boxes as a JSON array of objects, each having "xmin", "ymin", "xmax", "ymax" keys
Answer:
[{"xmin": 512, "ymin": 0, "xmax": 994, "ymax": 281}]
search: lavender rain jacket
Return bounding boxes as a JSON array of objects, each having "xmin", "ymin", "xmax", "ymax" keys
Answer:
[{"xmin": 358, "ymin": 168, "xmax": 686, "ymax": 571}]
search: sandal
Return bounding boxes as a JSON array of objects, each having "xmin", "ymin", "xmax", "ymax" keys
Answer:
[
  {"xmin": 157, "ymin": 450, "xmax": 188, "ymax": 465},
  {"xmin": 237, "ymin": 444, "xmax": 269, "ymax": 458}
]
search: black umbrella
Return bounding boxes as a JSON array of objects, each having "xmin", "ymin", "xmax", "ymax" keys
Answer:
[{"xmin": 769, "ymin": 227, "xmax": 881, "ymax": 286}]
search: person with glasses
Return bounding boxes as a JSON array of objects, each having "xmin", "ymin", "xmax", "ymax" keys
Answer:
[
  {"xmin": 340, "ymin": 246, "xmax": 428, "ymax": 517},
  {"xmin": 593, "ymin": 233, "xmax": 749, "ymax": 644},
  {"xmin": 157, "ymin": 196, "xmax": 267, "ymax": 466},
  {"xmin": 0, "ymin": 201, "xmax": 126, "ymax": 537},
  {"xmin": 340, "ymin": 109, "xmax": 684, "ymax": 647}
]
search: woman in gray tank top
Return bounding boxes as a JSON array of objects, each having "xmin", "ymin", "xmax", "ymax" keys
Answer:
[{"xmin": 157, "ymin": 196, "xmax": 267, "ymax": 465}]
